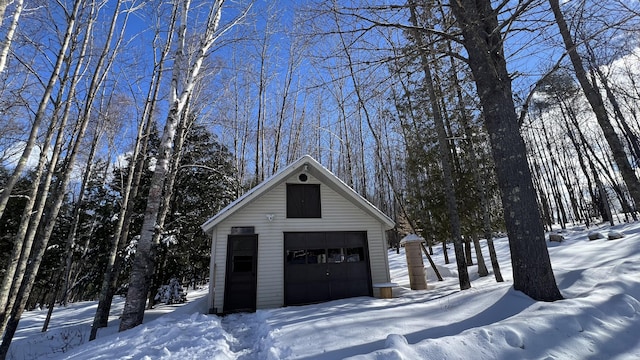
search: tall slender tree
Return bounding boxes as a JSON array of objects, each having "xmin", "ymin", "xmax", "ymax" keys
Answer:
[
  {"xmin": 0, "ymin": 0, "xmax": 81, "ymax": 226},
  {"xmin": 0, "ymin": 0, "xmax": 128, "ymax": 354},
  {"xmin": 549, "ymin": 0, "xmax": 640, "ymax": 210},
  {"xmin": 0, "ymin": 0, "xmax": 22, "ymax": 74},
  {"xmin": 119, "ymin": 0, "xmax": 250, "ymax": 332},
  {"xmin": 449, "ymin": 0, "xmax": 562, "ymax": 301},
  {"xmin": 407, "ymin": 0, "xmax": 469, "ymax": 290},
  {"xmin": 0, "ymin": 0, "xmax": 89, "ymax": 339},
  {"xmin": 90, "ymin": 0, "xmax": 179, "ymax": 340}
]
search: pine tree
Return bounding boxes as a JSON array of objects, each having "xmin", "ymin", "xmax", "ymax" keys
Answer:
[{"xmin": 152, "ymin": 124, "xmax": 238, "ymax": 294}]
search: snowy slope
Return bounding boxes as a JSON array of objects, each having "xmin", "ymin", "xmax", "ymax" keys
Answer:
[{"xmin": 9, "ymin": 221, "xmax": 640, "ymax": 359}]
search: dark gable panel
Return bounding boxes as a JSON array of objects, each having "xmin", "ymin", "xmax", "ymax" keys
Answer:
[
  {"xmin": 304, "ymin": 184, "xmax": 321, "ymax": 217},
  {"xmin": 286, "ymin": 184, "xmax": 321, "ymax": 218}
]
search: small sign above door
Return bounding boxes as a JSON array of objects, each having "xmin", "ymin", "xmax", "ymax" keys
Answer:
[{"xmin": 230, "ymin": 226, "xmax": 255, "ymax": 235}]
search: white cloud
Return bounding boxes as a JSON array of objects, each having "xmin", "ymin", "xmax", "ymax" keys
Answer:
[{"xmin": 1, "ymin": 141, "xmax": 42, "ymax": 172}]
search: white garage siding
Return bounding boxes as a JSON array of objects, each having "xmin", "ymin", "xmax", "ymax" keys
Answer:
[{"xmin": 209, "ymin": 172, "xmax": 391, "ymax": 311}]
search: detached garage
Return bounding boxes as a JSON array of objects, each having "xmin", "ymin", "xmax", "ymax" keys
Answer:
[{"xmin": 201, "ymin": 155, "xmax": 395, "ymax": 314}]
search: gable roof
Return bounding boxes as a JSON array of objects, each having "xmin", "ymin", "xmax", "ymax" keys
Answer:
[{"xmin": 201, "ymin": 154, "xmax": 395, "ymax": 233}]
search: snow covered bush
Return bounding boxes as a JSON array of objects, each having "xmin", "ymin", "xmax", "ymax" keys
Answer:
[{"xmin": 154, "ymin": 278, "xmax": 187, "ymax": 305}]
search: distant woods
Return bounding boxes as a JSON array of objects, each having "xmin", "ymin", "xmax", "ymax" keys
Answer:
[{"xmin": 0, "ymin": 0, "xmax": 639, "ymax": 353}]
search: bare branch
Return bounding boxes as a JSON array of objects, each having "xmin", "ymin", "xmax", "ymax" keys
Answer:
[
  {"xmin": 330, "ymin": 6, "xmax": 461, "ymax": 45},
  {"xmin": 517, "ymin": 52, "xmax": 567, "ymax": 126}
]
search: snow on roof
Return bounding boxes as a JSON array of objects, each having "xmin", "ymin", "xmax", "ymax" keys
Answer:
[
  {"xmin": 200, "ymin": 154, "xmax": 395, "ymax": 233},
  {"xmin": 400, "ymin": 234, "xmax": 425, "ymax": 244}
]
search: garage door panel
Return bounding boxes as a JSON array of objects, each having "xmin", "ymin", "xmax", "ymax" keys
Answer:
[
  {"xmin": 325, "ymin": 232, "xmax": 345, "ymax": 248},
  {"xmin": 306, "ymin": 264, "xmax": 329, "ymax": 279},
  {"xmin": 330, "ymin": 280, "xmax": 350, "ymax": 299},
  {"xmin": 347, "ymin": 280, "xmax": 370, "ymax": 297},
  {"xmin": 347, "ymin": 263, "xmax": 369, "ymax": 279},
  {"xmin": 307, "ymin": 281, "xmax": 330, "ymax": 302},
  {"xmin": 285, "ymin": 265, "xmax": 307, "ymax": 283},
  {"xmin": 284, "ymin": 232, "xmax": 372, "ymax": 306},
  {"xmin": 285, "ymin": 285, "xmax": 306, "ymax": 305},
  {"xmin": 327, "ymin": 263, "xmax": 347, "ymax": 278},
  {"xmin": 288, "ymin": 232, "xmax": 325, "ymax": 250},
  {"xmin": 345, "ymin": 232, "xmax": 366, "ymax": 247}
]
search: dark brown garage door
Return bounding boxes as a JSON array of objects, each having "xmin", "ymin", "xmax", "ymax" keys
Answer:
[{"xmin": 284, "ymin": 231, "xmax": 372, "ymax": 306}]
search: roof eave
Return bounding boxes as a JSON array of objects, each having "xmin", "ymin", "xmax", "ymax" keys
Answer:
[{"xmin": 200, "ymin": 154, "xmax": 395, "ymax": 233}]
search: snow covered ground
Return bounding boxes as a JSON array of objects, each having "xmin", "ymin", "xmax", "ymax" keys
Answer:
[{"xmin": 8, "ymin": 221, "xmax": 640, "ymax": 359}]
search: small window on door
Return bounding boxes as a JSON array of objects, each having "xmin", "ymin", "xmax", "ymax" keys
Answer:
[
  {"xmin": 233, "ymin": 255, "xmax": 253, "ymax": 272},
  {"xmin": 286, "ymin": 184, "xmax": 321, "ymax": 218}
]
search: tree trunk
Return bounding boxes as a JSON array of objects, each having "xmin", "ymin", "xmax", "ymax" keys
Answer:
[
  {"xmin": 0, "ymin": 0, "xmax": 22, "ymax": 74},
  {"xmin": 119, "ymin": 0, "xmax": 241, "ymax": 332},
  {"xmin": 592, "ymin": 161, "xmax": 614, "ymax": 225},
  {"xmin": 450, "ymin": 0, "xmax": 562, "ymax": 301},
  {"xmin": 119, "ymin": 92, "xmax": 181, "ymax": 331},
  {"xmin": 0, "ymin": 0, "xmax": 90, "ymax": 338},
  {"xmin": 408, "ymin": 1, "xmax": 470, "ymax": 290},
  {"xmin": 41, "ymin": 274, "xmax": 62, "ymax": 333},
  {"xmin": 90, "ymin": 1, "xmax": 180, "ymax": 340},
  {"xmin": 464, "ymin": 236, "xmax": 473, "ymax": 266},
  {"xmin": 588, "ymin": 44, "xmax": 640, "ymax": 179},
  {"xmin": 0, "ymin": 0, "xmax": 80, "ymax": 232},
  {"xmin": 446, "ymin": 42, "xmax": 497, "ymax": 279},
  {"xmin": 61, "ymin": 133, "xmax": 101, "ymax": 306},
  {"xmin": 442, "ymin": 238, "xmax": 449, "ymax": 264},
  {"xmin": 255, "ymin": 28, "xmax": 268, "ymax": 182},
  {"xmin": 472, "ymin": 234, "xmax": 489, "ymax": 277},
  {"xmin": 558, "ymin": 103, "xmax": 596, "ymax": 226},
  {"xmin": 549, "ymin": 0, "xmax": 640, "ymax": 210},
  {"xmin": 563, "ymin": 103, "xmax": 619, "ymax": 223},
  {"xmin": 0, "ymin": 1, "xmax": 126, "ymax": 351},
  {"xmin": 0, "ymin": 0, "xmax": 9, "ymax": 21},
  {"xmin": 145, "ymin": 101, "xmax": 193, "ymax": 309}
]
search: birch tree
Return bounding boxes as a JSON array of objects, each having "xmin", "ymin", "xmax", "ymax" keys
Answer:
[
  {"xmin": 0, "ymin": 0, "xmax": 22, "ymax": 74},
  {"xmin": 0, "ymin": 0, "xmax": 86, "ymax": 340},
  {"xmin": 119, "ymin": 0, "xmax": 250, "ymax": 332},
  {"xmin": 0, "ymin": 0, "xmax": 80, "ymax": 225},
  {"xmin": 0, "ymin": 0, "xmax": 128, "ymax": 355},
  {"xmin": 90, "ymin": 0, "xmax": 180, "ymax": 340}
]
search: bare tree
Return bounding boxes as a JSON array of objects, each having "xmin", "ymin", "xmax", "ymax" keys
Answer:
[
  {"xmin": 254, "ymin": 17, "xmax": 269, "ymax": 182},
  {"xmin": 0, "ymin": 0, "xmax": 9, "ymax": 20},
  {"xmin": 0, "ymin": 0, "xmax": 128, "ymax": 354},
  {"xmin": 549, "ymin": 0, "xmax": 640, "ymax": 210},
  {"xmin": 406, "ymin": 0, "xmax": 470, "ymax": 290},
  {"xmin": 0, "ymin": 0, "xmax": 81, "ymax": 224},
  {"xmin": 119, "ymin": 0, "xmax": 250, "ymax": 332},
  {"xmin": 59, "ymin": 126, "xmax": 104, "ymax": 305},
  {"xmin": 0, "ymin": 0, "xmax": 87, "ymax": 341},
  {"xmin": 0, "ymin": 0, "xmax": 23, "ymax": 74},
  {"xmin": 449, "ymin": 0, "xmax": 562, "ymax": 301},
  {"xmin": 271, "ymin": 24, "xmax": 307, "ymax": 174},
  {"xmin": 90, "ymin": 0, "xmax": 179, "ymax": 341}
]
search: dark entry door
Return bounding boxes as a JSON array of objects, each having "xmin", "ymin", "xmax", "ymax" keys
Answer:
[
  {"xmin": 224, "ymin": 234, "xmax": 258, "ymax": 312},
  {"xmin": 284, "ymin": 232, "xmax": 372, "ymax": 306}
]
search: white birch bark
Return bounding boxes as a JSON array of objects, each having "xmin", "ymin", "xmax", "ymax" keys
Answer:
[
  {"xmin": 119, "ymin": 0, "xmax": 251, "ymax": 332},
  {"xmin": 89, "ymin": 1, "xmax": 179, "ymax": 341},
  {"xmin": 0, "ymin": 0, "xmax": 126, "ymax": 354},
  {"xmin": 0, "ymin": 0, "xmax": 85, "ymax": 337},
  {"xmin": 0, "ymin": 0, "xmax": 23, "ymax": 74},
  {"xmin": 0, "ymin": 0, "xmax": 80, "ymax": 223}
]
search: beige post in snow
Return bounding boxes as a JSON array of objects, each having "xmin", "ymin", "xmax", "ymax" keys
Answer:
[{"xmin": 401, "ymin": 234, "xmax": 427, "ymax": 290}]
